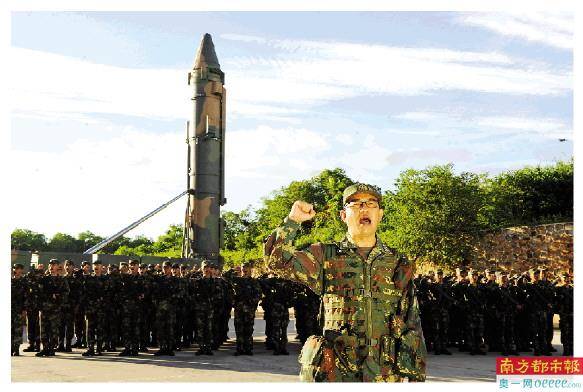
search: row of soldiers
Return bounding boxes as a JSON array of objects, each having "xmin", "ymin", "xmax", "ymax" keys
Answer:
[
  {"xmin": 11, "ymin": 258, "xmax": 321, "ymax": 358},
  {"xmin": 415, "ymin": 266, "xmax": 574, "ymax": 357}
]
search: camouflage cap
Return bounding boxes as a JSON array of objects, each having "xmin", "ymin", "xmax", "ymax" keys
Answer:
[
  {"xmin": 92, "ymin": 260, "xmax": 102, "ymax": 265},
  {"xmin": 119, "ymin": 262, "xmax": 129, "ymax": 267},
  {"xmin": 128, "ymin": 259, "xmax": 140, "ymax": 265},
  {"xmin": 13, "ymin": 263, "xmax": 24, "ymax": 269},
  {"xmin": 172, "ymin": 263, "xmax": 180, "ymax": 269},
  {"xmin": 139, "ymin": 263, "xmax": 148, "ymax": 269},
  {"xmin": 162, "ymin": 260, "xmax": 173, "ymax": 267},
  {"xmin": 81, "ymin": 261, "xmax": 91, "ymax": 266},
  {"xmin": 342, "ymin": 183, "xmax": 382, "ymax": 205},
  {"xmin": 48, "ymin": 258, "xmax": 60, "ymax": 265},
  {"xmin": 64, "ymin": 259, "xmax": 76, "ymax": 266}
]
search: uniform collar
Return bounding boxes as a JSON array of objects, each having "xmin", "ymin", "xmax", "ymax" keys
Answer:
[{"xmin": 339, "ymin": 233, "xmax": 390, "ymax": 255}]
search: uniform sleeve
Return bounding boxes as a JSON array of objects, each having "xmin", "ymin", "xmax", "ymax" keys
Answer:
[{"xmin": 263, "ymin": 217, "xmax": 325, "ymax": 295}]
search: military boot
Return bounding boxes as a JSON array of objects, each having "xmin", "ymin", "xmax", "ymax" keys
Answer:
[
  {"xmin": 118, "ymin": 348, "xmax": 131, "ymax": 356},
  {"xmin": 56, "ymin": 343, "xmax": 66, "ymax": 352},
  {"xmin": 23, "ymin": 344, "xmax": 36, "ymax": 352}
]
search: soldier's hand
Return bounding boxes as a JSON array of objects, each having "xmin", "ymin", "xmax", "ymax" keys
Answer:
[{"xmin": 288, "ymin": 200, "xmax": 316, "ymax": 223}]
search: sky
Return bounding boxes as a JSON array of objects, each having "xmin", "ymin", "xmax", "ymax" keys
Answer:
[{"xmin": 9, "ymin": 11, "xmax": 573, "ymax": 240}]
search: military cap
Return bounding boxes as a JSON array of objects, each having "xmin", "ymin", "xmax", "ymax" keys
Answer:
[
  {"xmin": 162, "ymin": 260, "xmax": 173, "ymax": 267},
  {"xmin": 81, "ymin": 260, "xmax": 90, "ymax": 266},
  {"xmin": 119, "ymin": 262, "xmax": 128, "ymax": 267},
  {"xmin": 13, "ymin": 263, "xmax": 24, "ymax": 269},
  {"xmin": 139, "ymin": 263, "xmax": 148, "ymax": 269},
  {"xmin": 108, "ymin": 264, "xmax": 118, "ymax": 269},
  {"xmin": 148, "ymin": 264, "xmax": 155, "ymax": 269},
  {"xmin": 342, "ymin": 183, "xmax": 382, "ymax": 205},
  {"xmin": 64, "ymin": 259, "xmax": 76, "ymax": 266},
  {"xmin": 128, "ymin": 259, "xmax": 140, "ymax": 265},
  {"xmin": 172, "ymin": 263, "xmax": 180, "ymax": 269},
  {"xmin": 180, "ymin": 264, "xmax": 189, "ymax": 269},
  {"xmin": 92, "ymin": 260, "xmax": 102, "ymax": 265},
  {"xmin": 48, "ymin": 258, "xmax": 60, "ymax": 265}
]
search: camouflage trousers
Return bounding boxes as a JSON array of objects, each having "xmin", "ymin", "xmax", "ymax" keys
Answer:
[
  {"xmin": 465, "ymin": 312, "xmax": 485, "ymax": 352},
  {"xmin": 156, "ymin": 301, "xmax": 176, "ymax": 351},
  {"xmin": 499, "ymin": 312, "xmax": 517, "ymax": 353},
  {"xmin": 12, "ymin": 310, "xmax": 25, "ymax": 347},
  {"xmin": 195, "ymin": 304, "xmax": 214, "ymax": 350},
  {"xmin": 105, "ymin": 306, "xmax": 120, "ymax": 349},
  {"xmin": 299, "ymin": 332, "xmax": 425, "ymax": 382},
  {"xmin": 58, "ymin": 305, "xmax": 75, "ymax": 347},
  {"xmin": 86, "ymin": 304, "xmax": 107, "ymax": 349},
  {"xmin": 530, "ymin": 310, "xmax": 548, "ymax": 354},
  {"xmin": 559, "ymin": 312, "xmax": 573, "ymax": 356},
  {"xmin": 430, "ymin": 308, "xmax": 449, "ymax": 352},
  {"xmin": 234, "ymin": 304, "xmax": 257, "ymax": 352},
  {"xmin": 122, "ymin": 300, "xmax": 142, "ymax": 351},
  {"xmin": 40, "ymin": 303, "xmax": 62, "ymax": 351},
  {"xmin": 26, "ymin": 308, "xmax": 40, "ymax": 347},
  {"xmin": 270, "ymin": 303, "xmax": 289, "ymax": 352},
  {"xmin": 75, "ymin": 307, "xmax": 86, "ymax": 346},
  {"xmin": 174, "ymin": 304, "xmax": 184, "ymax": 348}
]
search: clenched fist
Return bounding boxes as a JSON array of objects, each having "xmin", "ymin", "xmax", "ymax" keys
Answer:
[{"xmin": 288, "ymin": 200, "xmax": 316, "ymax": 223}]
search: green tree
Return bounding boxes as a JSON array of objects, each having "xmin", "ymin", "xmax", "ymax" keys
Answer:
[
  {"xmin": 381, "ymin": 164, "xmax": 488, "ymax": 266},
  {"xmin": 48, "ymin": 232, "xmax": 81, "ymax": 253},
  {"xmin": 77, "ymin": 231, "xmax": 104, "ymax": 252},
  {"xmin": 11, "ymin": 229, "xmax": 48, "ymax": 251},
  {"xmin": 152, "ymin": 224, "xmax": 183, "ymax": 257}
]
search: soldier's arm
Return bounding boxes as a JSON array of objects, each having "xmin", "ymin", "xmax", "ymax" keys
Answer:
[{"xmin": 264, "ymin": 217, "xmax": 325, "ymax": 295}]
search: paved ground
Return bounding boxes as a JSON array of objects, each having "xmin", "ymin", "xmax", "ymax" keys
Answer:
[{"xmin": 12, "ymin": 319, "xmax": 563, "ymax": 382}]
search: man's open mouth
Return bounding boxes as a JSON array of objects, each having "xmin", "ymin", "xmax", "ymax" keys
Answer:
[{"xmin": 359, "ymin": 217, "xmax": 371, "ymax": 225}]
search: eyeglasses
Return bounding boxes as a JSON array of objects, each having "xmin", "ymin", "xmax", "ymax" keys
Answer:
[{"xmin": 344, "ymin": 199, "xmax": 379, "ymax": 209}]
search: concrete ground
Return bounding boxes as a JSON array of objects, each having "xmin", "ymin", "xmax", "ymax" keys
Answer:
[{"xmin": 11, "ymin": 319, "xmax": 564, "ymax": 382}]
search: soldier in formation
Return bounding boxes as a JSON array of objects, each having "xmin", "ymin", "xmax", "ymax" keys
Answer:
[
  {"xmin": 13, "ymin": 256, "xmax": 325, "ymax": 360},
  {"xmin": 12, "ymin": 264, "xmax": 27, "ymax": 356},
  {"xmin": 415, "ymin": 266, "xmax": 573, "ymax": 357}
]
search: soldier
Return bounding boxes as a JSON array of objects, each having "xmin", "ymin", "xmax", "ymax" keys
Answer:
[
  {"xmin": 270, "ymin": 277, "xmax": 295, "ymax": 355},
  {"xmin": 36, "ymin": 259, "xmax": 70, "ymax": 357},
  {"xmin": 12, "ymin": 264, "xmax": 27, "ymax": 356},
  {"xmin": 180, "ymin": 264, "xmax": 195, "ymax": 348},
  {"xmin": 483, "ymin": 269, "xmax": 500, "ymax": 352},
  {"xmin": 555, "ymin": 272, "xmax": 573, "ymax": 356},
  {"xmin": 194, "ymin": 260, "xmax": 215, "ymax": 355},
  {"xmin": 265, "ymin": 183, "xmax": 426, "ymax": 382},
  {"xmin": 463, "ymin": 270, "xmax": 487, "ymax": 355},
  {"xmin": 527, "ymin": 268, "xmax": 553, "ymax": 356},
  {"xmin": 514, "ymin": 273, "xmax": 532, "ymax": 352},
  {"xmin": 429, "ymin": 269, "xmax": 453, "ymax": 355},
  {"xmin": 153, "ymin": 261, "xmax": 179, "ymax": 356},
  {"xmin": 231, "ymin": 262, "xmax": 262, "ymax": 355},
  {"xmin": 540, "ymin": 267, "xmax": 558, "ymax": 353},
  {"xmin": 72, "ymin": 261, "xmax": 91, "ymax": 348},
  {"xmin": 259, "ymin": 272, "xmax": 275, "ymax": 350},
  {"xmin": 138, "ymin": 263, "xmax": 153, "ymax": 352},
  {"xmin": 23, "ymin": 264, "xmax": 44, "ymax": 353},
  {"xmin": 171, "ymin": 263, "xmax": 186, "ymax": 351},
  {"xmin": 83, "ymin": 260, "xmax": 108, "ymax": 356},
  {"xmin": 58, "ymin": 260, "xmax": 80, "ymax": 352},
  {"xmin": 104, "ymin": 263, "xmax": 122, "ymax": 351},
  {"xmin": 496, "ymin": 271, "xmax": 520, "ymax": 356},
  {"xmin": 118, "ymin": 259, "xmax": 144, "ymax": 356}
]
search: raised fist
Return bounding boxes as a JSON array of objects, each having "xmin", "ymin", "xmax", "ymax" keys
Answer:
[{"xmin": 288, "ymin": 200, "xmax": 316, "ymax": 223}]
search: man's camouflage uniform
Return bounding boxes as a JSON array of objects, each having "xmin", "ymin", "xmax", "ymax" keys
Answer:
[
  {"xmin": 153, "ymin": 271, "xmax": 180, "ymax": 355},
  {"xmin": 59, "ymin": 269, "xmax": 82, "ymax": 352},
  {"xmin": 119, "ymin": 271, "xmax": 144, "ymax": 355},
  {"xmin": 194, "ymin": 274, "xmax": 215, "ymax": 355},
  {"xmin": 231, "ymin": 274, "xmax": 262, "ymax": 354},
  {"xmin": 556, "ymin": 280, "xmax": 573, "ymax": 356},
  {"xmin": 104, "ymin": 268, "xmax": 122, "ymax": 351},
  {"xmin": 265, "ymin": 218, "xmax": 426, "ymax": 382},
  {"xmin": 23, "ymin": 269, "xmax": 43, "ymax": 352},
  {"xmin": 38, "ymin": 272, "xmax": 70, "ymax": 355},
  {"xmin": 12, "ymin": 271, "xmax": 27, "ymax": 355},
  {"xmin": 83, "ymin": 270, "xmax": 109, "ymax": 355}
]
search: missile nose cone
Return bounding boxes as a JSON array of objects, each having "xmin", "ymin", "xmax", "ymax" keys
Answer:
[{"xmin": 194, "ymin": 33, "xmax": 220, "ymax": 69}]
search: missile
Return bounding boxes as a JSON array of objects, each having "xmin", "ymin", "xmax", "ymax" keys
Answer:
[{"xmin": 183, "ymin": 33, "xmax": 226, "ymax": 267}]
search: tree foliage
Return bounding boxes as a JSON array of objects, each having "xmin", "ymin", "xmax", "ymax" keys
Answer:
[{"xmin": 11, "ymin": 161, "xmax": 572, "ymax": 269}]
